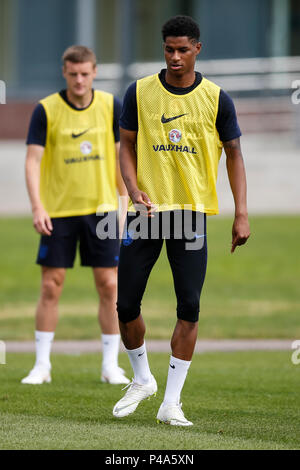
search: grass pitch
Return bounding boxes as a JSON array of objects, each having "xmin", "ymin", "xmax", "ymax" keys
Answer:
[
  {"xmin": 0, "ymin": 215, "xmax": 299, "ymax": 340},
  {"xmin": 0, "ymin": 351, "xmax": 299, "ymax": 450}
]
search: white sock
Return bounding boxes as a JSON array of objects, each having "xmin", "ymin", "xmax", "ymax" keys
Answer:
[
  {"xmin": 163, "ymin": 356, "xmax": 191, "ymax": 406},
  {"xmin": 126, "ymin": 342, "xmax": 152, "ymax": 385},
  {"xmin": 102, "ymin": 334, "xmax": 120, "ymax": 371},
  {"xmin": 34, "ymin": 330, "xmax": 54, "ymax": 370}
]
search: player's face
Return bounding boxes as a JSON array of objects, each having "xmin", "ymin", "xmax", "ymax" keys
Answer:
[
  {"xmin": 164, "ymin": 36, "xmax": 201, "ymax": 77},
  {"xmin": 63, "ymin": 61, "xmax": 97, "ymax": 97}
]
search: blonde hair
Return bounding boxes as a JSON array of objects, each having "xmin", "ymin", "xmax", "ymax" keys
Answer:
[{"xmin": 62, "ymin": 45, "xmax": 97, "ymax": 67}]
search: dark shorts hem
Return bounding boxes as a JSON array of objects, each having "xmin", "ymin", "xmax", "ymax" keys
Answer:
[
  {"xmin": 117, "ymin": 306, "xmax": 141, "ymax": 324},
  {"xmin": 81, "ymin": 261, "xmax": 119, "ymax": 268},
  {"xmin": 177, "ymin": 311, "xmax": 200, "ymax": 323},
  {"xmin": 36, "ymin": 260, "xmax": 74, "ymax": 269}
]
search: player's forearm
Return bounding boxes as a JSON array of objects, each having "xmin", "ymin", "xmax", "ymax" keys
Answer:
[
  {"xmin": 116, "ymin": 160, "xmax": 128, "ymax": 197},
  {"xmin": 116, "ymin": 144, "xmax": 129, "ymax": 237},
  {"xmin": 226, "ymin": 157, "xmax": 248, "ymax": 216},
  {"xmin": 25, "ymin": 156, "xmax": 43, "ymax": 212},
  {"xmin": 115, "ymin": 142, "xmax": 128, "ymax": 198},
  {"xmin": 119, "ymin": 144, "xmax": 139, "ymax": 198},
  {"xmin": 224, "ymin": 139, "xmax": 248, "ymax": 217}
]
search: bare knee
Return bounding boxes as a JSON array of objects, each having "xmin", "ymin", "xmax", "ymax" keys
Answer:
[
  {"xmin": 97, "ymin": 278, "xmax": 117, "ymax": 301},
  {"xmin": 40, "ymin": 271, "xmax": 65, "ymax": 304}
]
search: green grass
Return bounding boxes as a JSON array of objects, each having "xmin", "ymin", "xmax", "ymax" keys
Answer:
[
  {"xmin": 0, "ymin": 351, "xmax": 299, "ymax": 450},
  {"xmin": 0, "ymin": 215, "xmax": 299, "ymax": 339}
]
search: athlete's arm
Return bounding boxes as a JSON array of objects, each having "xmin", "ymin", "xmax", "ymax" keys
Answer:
[
  {"xmin": 119, "ymin": 127, "xmax": 153, "ymax": 216},
  {"xmin": 115, "ymin": 142, "xmax": 127, "ymax": 196},
  {"xmin": 25, "ymin": 144, "xmax": 53, "ymax": 236},
  {"xmin": 115, "ymin": 141, "xmax": 128, "ymax": 237},
  {"xmin": 223, "ymin": 137, "xmax": 250, "ymax": 253}
]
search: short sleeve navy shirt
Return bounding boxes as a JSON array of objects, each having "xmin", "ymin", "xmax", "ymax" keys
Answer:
[
  {"xmin": 26, "ymin": 90, "xmax": 122, "ymax": 146},
  {"xmin": 120, "ymin": 69, "xmax": 241, "ymax": 143}
]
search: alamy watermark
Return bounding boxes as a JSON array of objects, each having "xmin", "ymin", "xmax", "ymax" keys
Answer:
[
  {"xmin": 291, "ymin": 340, "xmax": 300, "ymax": 365},
  {"xmin": 291, "ymin": 80, "xmax": 300, "ymax": 105},
  {"xmin": 96, "ymin": 198, "xmax": 206, "ymax": 250},
  {"xmin": 0, "ymin": 80, "xmax": 6, "ymax": 104},
  {"xmin": 0, "ymin": 341, "xmax": 6, "ymax": 364}
]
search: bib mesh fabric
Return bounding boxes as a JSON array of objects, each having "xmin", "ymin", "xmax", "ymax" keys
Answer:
[
  {"xmin": 132, "ymin": 74, "xmax": 223, "ymax": 214},
  {"xmin": 40, "ymin": 91, "xmax": 117, "ymax": 217}
]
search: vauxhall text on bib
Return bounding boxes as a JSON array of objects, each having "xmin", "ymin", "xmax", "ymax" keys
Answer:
[
  {"xmin": 134, "ymin": 74, "xmax": 223, "ymax": 214},
  {"xmin": 40, "ymin": 91, "xmax": 117, "ymax": 218}
]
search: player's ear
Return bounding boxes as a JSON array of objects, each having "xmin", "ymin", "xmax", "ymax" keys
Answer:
[{"xmin": 195, "ymin": 42, "xmax": 202, "ymax": 56}]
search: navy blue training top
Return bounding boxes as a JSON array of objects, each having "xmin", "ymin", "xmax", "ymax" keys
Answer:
[
  {"xmin": 27, "ymin": 89, "xmax": 122, "ymax": 146},
  {"xmin": 120, "ymin": 69, "xmax": 241, "ymax": 143}
]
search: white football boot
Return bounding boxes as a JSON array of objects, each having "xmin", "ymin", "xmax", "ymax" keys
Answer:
[
  {"xmin": 101, "ymin": 366, "xmax": 130, "ymax": 385},
  {"xmin": 113, "ymin": 375, "xmax": 157, "ymax": 418},
  {"xmin": 156, "ymin": 402, "xmax": 193, "ymax": 426},
  {"xmin": 21, "ymin": 365, "xmax": 51, "ymax": 385}
]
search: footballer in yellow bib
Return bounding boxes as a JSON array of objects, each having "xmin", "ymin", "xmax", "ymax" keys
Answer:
[
  {"xmin": 114, "ymin": 16, "xmax": 250, "ymax": 426},
  {"xmin": 23, "ymin": 46, "xmax": 129, "ymax": 387}
]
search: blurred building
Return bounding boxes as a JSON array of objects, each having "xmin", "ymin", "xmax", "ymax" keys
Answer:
[{"xmin": 0, "ymin": 0, "xmax": 300, "ymax": 137}]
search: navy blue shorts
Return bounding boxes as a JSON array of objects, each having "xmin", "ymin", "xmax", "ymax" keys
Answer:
[
  {"xmin": 117, "ymin": 211, "xmax": 207, "ymax": 323},
  {"xmin": 36, "ymin": 213, "xmax": 120, "ymax": 268}
]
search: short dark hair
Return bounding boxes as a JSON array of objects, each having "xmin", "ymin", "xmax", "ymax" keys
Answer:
[{"xmin": 162, "ymin": 15, "xmax": 200, "ymax": 43}]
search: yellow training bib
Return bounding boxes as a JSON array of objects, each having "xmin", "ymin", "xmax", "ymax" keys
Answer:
[
  {"xmin": 40, "ymin": 91, "xmax": 117, "ymax": 218},
  {"xmin": 134, "ymin": 74, "xmax": 223, "ymax": 214}
]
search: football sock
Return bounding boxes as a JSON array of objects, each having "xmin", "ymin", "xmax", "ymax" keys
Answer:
[
  {"xmin": 126, "ymin": 342, "xmax": 152, "ymax": 385},
  {"xmin": 101, "ymin": 334, "xmax": 120, "ymax": 371},
  {"xmin": 163, "ymin": 356, "xmax": 191, "ymax": 405},
  {"xmin": 34, "ymin": 330, "xmax": 54, "ymax": 370}
]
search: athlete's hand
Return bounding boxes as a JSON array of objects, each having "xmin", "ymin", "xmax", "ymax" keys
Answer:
[
  {"xmin": 32, "ymin": 207, "xmax": 53, "ymax": 236},
  {"xmin": 231, "ymin": 214, "xmax": 250, "ymax": 253},
  {"xmin": 130, "ymin": 189, "xmax": 157, "ymax": 218}
]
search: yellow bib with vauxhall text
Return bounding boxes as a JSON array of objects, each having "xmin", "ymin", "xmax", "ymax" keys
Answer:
[
  {"xmin": 40, "ymin": 91, "xmax": 117, "ymax": 218},
  {"xmin": 135, "ymin": 74, "xmax": 223, "ymax": 214}
]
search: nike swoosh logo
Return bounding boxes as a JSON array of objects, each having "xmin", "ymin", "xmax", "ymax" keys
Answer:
[
  {"xmin": 170, "ymin": 364, "xmax": 175, "ymax": 369},
  {"xmin": 71, "ymin": 128, "xmax": 90, "ymax": 139},
  {"xmin": 114, "ymin": 403, "xmax": 136, "ymax": 413},
  {"xmin": 161, "ymin": 113, "xmax": 187, "ymax": 124},
  {"xmin": 138, "ymin": 352, "xmax": 145, "ymax": 357}
]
